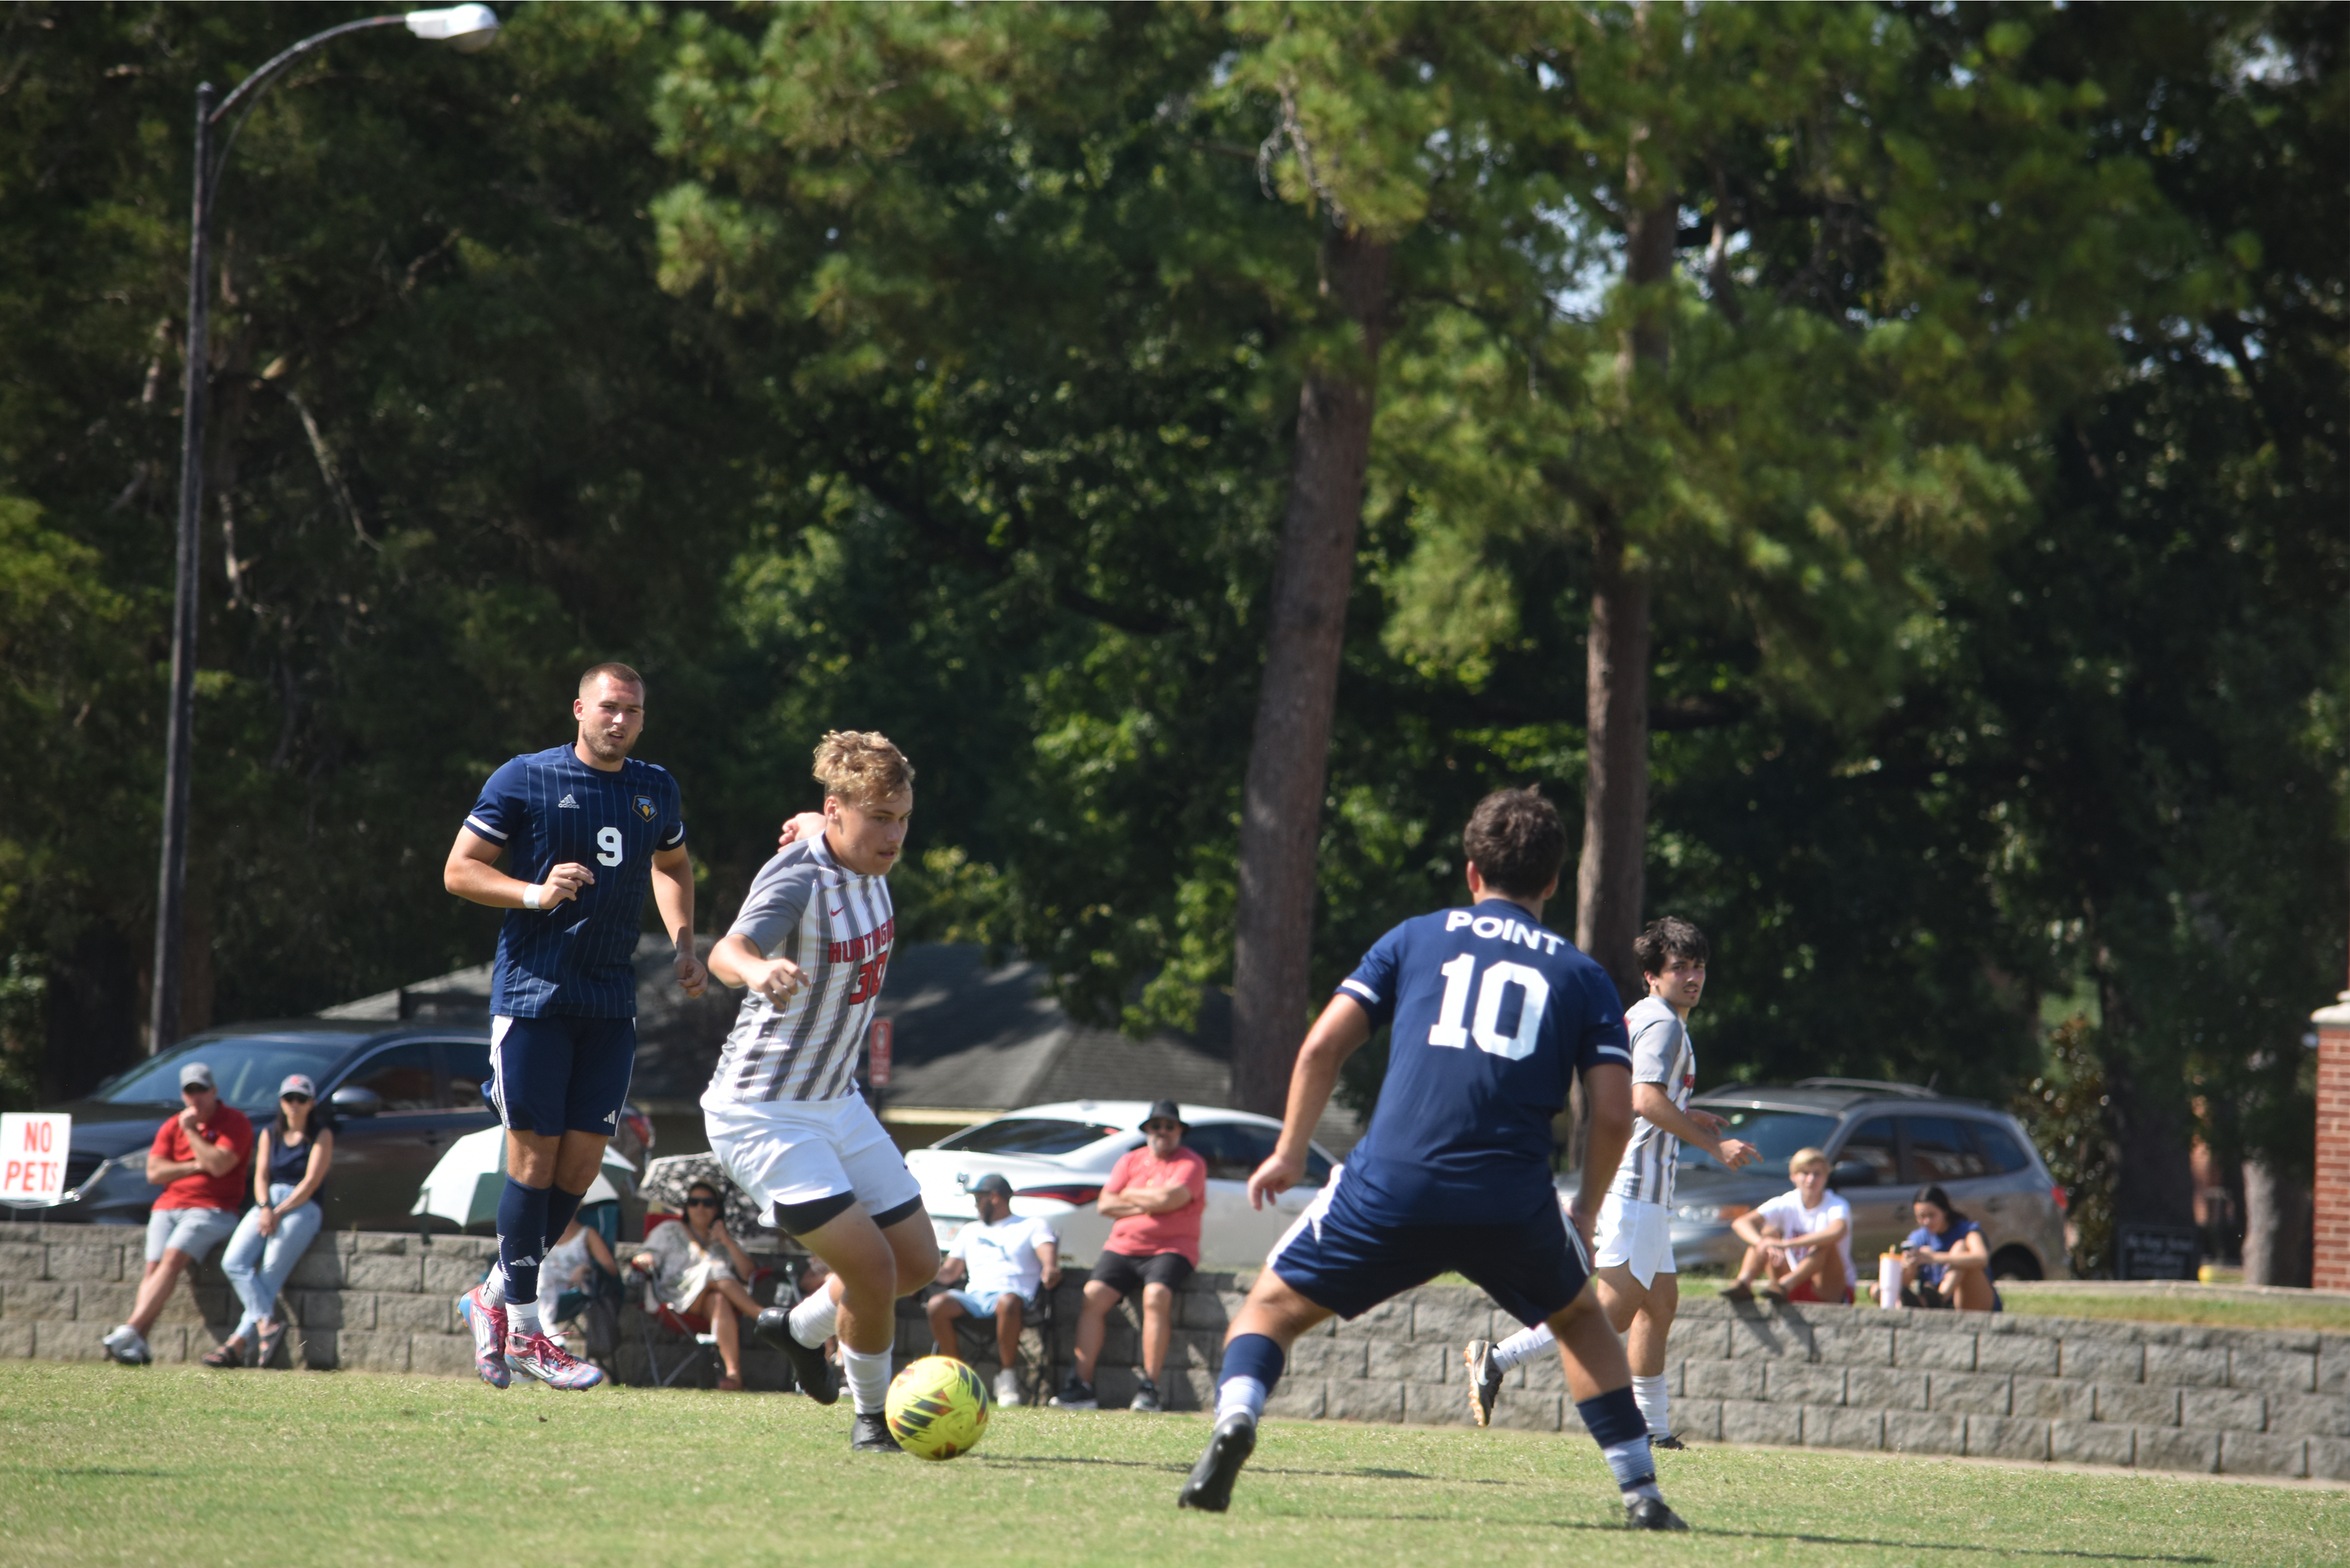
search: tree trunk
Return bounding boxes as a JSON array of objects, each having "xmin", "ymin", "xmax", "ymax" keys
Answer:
[
  {"xmin": 2241, "ymin": 1157, "xmax": 2313, "ymax": 1287},
  {"xmin": 1574, "ymin": 123, "xmax": 1674, "ymax": 1004},
  {"xmin": 2096, "ymin": 979, "xmax": 2199, "ymax": 1238},
  {"xmin": 1230, "ymin": 225, "xmax": 1391, "ymax": 1116}
]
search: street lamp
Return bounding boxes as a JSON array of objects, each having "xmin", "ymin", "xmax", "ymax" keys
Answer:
[{"xmin": 150, "ymin": 5, "xmax": 501, "ymax": 1053}]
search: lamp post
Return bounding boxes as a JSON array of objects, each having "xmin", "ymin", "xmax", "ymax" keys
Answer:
[{"xmin": 150, "ymin": 5, "xmax": 500, "ymax": 1054}]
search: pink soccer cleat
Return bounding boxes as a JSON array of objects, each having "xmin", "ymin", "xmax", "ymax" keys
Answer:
[
  {"xmin": 505, "ymin": 1327, "xmax": 606, "ymax": 1390},
  {"xmin": 459, "ymin": 1283, "xmax": 511, "ymax": 1390}
]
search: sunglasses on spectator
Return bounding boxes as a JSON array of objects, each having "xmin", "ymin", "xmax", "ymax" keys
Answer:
[
  {"xmin": 1143, "ymin": 1121, "xmax": 1180, "ymax": 1133},
  {"xmin": 281, "ymin": 1092, "xmax": 312, "ymax": 1103},
  {"xmin": 685, "ymin": 1195, "xmax": 721, "ymax": 1208},
  {"xmin": 182, "ymin": 1084, "xmax": 214, "ymax": 1096}
]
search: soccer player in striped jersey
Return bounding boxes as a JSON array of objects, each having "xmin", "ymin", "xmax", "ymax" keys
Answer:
[
  {"xmin": 444, "ymin": 663, "xmax": 707, "ymax": 1391},
  {"xmin": 702, "ymin": 730, "xmax": 940, "ymax": 1452},
  {"xmin": 1180, "ymin": 789, "xmax": 1689, "ymax": 1530},
  {"xmin": 1461, "ymin": 917, "xmax": 1757, "ymax": 1445}
]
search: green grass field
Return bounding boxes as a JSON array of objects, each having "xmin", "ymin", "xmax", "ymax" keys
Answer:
[{"xmin": 3, "ymin": 1363, "xmax": 2341, "ymax": 1568}]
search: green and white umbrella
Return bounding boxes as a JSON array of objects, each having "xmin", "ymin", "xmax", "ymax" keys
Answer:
[{"xmin": 410, "ymin": 1125, "xmax": 636, "ymax": 1230}]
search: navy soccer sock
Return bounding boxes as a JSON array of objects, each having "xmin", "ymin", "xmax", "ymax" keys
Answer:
[
  {"xmin": 542, "ymin": 1185, "xmax": 586, "ymax": 1253},
  {"xmin": 1214, "ymin": 1333, "xmax": 1287, "ymax": 1425},
  {"xmin": 498, "ymin": 1178, "xmax": 553, "ymax": 1312},
  {"xmin": 1577, "ymin": 1385, "xmax": 1661, "ymax": 1501}
]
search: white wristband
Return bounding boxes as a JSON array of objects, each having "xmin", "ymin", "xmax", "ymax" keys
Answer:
[{"xmin": 523, "ymin": 885, "xmax": 543, "ymax": 911}]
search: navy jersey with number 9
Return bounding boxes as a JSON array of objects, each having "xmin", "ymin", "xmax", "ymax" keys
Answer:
[
  {"xmin": 1332, "ymin": 897, "xmax": 1629, "ymax": 1226},
  {"xmin": 463, "ymin": 745, "xmax": 686, "ymax": 1019}
]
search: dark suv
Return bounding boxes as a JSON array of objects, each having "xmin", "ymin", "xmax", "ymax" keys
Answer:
[
  {"xmin": 1658, "ymin": 1079, "xmax": 2073, "ymax": 1282},
  {"xmin": 11, "ymin": 1021, "xmax": 505, "ymax": 1234}
]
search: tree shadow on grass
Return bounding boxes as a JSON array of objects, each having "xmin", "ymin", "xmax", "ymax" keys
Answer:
[
  {"xmin": 1275, "ymin": 1511, "xmax": 2216, "ymax": 1564},
  {"xmin": 977, "ymin": 1453, "xmax": 1508, "ymax": 1486}
]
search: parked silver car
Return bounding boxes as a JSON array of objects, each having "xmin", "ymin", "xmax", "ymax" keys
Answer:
[
  {"xmin": 1658, "ymin": 1079, "xmax": 2072, "ymax": 1281},
  {"xmin": 903, "ymin": 1100, "xmax": 1337, "ymax": 1269}
]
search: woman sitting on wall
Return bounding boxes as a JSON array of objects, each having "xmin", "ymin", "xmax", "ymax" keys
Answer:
[
  {"xmin": 1891, "ymin": 1184, "xmax": 2001, "ymax": 1312},
  {"xmin": 208, "ymin": 1074, "xmax": 335, "ymax": 1367}
]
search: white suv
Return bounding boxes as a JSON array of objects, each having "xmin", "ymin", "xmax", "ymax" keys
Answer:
[{"xmin": 904, "ymin": 1100, "xmax": 1338, "ymax": 1269}]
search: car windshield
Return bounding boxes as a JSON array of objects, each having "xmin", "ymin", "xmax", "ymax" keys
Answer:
[
  {"xmin": 94, "ymin": 1036, "xmax": 353, "ymax": 1116},
  {"xmin": 1679, "ymin": 1108, "xmax": 1840, "ymax": 1174},
  {"xmin": 934, "ymin": 1117, "xmax": 1125, "ymax": 1157}
]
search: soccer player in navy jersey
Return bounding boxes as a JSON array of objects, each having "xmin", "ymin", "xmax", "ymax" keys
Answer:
[
  {"xmin": 443, "ymin": 663, "xmax": 706, "ymax": 1390},
  {"xmin": 1178, "ymin": 788, "xmax": 1689, "ymax": 1529}
]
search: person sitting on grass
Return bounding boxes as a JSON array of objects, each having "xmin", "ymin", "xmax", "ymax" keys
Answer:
[
  {"xmin": 928, "ymin": 1172, "xmax": 1061, "ymax": 1408},
  {"xmin": 631, "ymin": 1181, "xmax": 762, "ymax": 1391},
  {"xmin": 208, "ymin": 1074, "xmax": 335, "ymax": 1368},
  {"xmin": 1723, "ymin": 1148, "xmax": 1853, "ymax": 1304},
  {"xmin": 1887, "ymin": 1184, "xmax": 2001, "ymax": 1312}
]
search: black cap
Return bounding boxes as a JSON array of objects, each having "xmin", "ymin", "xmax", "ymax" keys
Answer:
[
  {"xmin": 1141, "ymin": 1099, "xmax": 1186, "ymax": 1131},
  {"xmin": 970, "ymin": 1173, "xmax": 1014, "ymax": 1198}
]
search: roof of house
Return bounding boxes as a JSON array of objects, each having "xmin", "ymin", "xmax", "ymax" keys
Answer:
[{"xmin": 321, "ymin": 937, "xmax": 1361, "ymax": 1151}]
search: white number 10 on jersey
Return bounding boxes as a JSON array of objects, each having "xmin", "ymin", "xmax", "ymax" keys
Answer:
[
  {"xmin": 596, "ymin": 826, "xmax": 624, "ymax": 867},
  {"xmin": 1428, "ymin": 955, "xmax": 1551, "ymax": 1060}
]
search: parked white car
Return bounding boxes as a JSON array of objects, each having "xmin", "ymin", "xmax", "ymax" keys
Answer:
[{"xmin": 903, "ymin": 1100, "xmax": 1339, "ymax": 1269}]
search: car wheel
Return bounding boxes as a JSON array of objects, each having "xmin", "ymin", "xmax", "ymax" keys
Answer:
[{"xmin": 1991, "ymin": 1245, "xmax": 2042, "ymax": 1282}]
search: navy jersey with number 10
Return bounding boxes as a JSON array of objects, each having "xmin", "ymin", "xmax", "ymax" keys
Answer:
[
  {"xmin": 1333, "ymin": 898, "xmax": 1629, "ymax": 1227},
  {"xmin": 463, "ymin": 745, "xmax": 686, "ymax": 1019}
]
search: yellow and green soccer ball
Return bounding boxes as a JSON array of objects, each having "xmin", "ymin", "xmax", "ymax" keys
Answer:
[{"xmin": 885, "ymin": 1355, "xmax": 990, "ymax": 1459}]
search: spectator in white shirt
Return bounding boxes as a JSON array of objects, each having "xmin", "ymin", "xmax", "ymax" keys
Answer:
[
  {"xmin": 927, "ymin": 1173, "xmax": 1060, "ymax": 1406},
  {"xmin": 1724, "ymin": 1148, "xmax": 1855, "ymax": 1304}
]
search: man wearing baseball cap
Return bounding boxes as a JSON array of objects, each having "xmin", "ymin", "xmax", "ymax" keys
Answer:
[
  {"xmin": 1054, "ymin": 1100, "xmax": 1207, "ymax": 1412},
  {"xmin": 101, "ymin": 1061, "xmax": 254, "ymax": 1364},
  {"xmin": 926, "ymin": 1172, "xmax": 1061, "ymax": 1406}
]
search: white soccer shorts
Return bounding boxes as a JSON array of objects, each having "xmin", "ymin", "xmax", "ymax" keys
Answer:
[
  {"xmin": 701, "ymin": 1090, "xmax": 922, "ymax": 1225},
  {"xmin": 1592, "ymin": 1193, "xmax": 1676, "ymax": 1285}
]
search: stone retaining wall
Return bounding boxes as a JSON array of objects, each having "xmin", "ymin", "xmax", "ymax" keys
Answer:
[{"xmin": 5, "ymin": 1223, "xmax": 2342, "ymax": 1482}]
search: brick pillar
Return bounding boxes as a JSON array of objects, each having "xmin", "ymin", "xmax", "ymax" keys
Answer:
[{"xmin": 2315, "ymin": 992, "xmax": 2350, "ymax": 1292}]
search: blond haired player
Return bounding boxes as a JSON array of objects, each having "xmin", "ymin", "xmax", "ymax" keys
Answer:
[
  {"xmin": 702, "ymin": 731, "xmax": 940, "ymax": 1452},
  {"xmin": 1462, "ymin": 917, "xmax": 1757, "ymax": 1446}
]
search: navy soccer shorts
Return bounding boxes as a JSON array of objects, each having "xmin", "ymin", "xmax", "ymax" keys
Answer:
[
  {"xmin": 488, "ymin": 1014, "xmax": 636, "ymax": 1138},
  {"xmin": 1266, "ymin": 1166, "xmax": 1592, "ymax": 1328}
]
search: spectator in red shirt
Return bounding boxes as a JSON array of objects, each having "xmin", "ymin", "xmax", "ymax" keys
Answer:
[
  {"xmin": 101, "ymin": 1061, "xmax": 253, "ymax": 1365},
  {"xmin": 1054, "ymin": 1100, "xmax": 1207, "ymax": 1413}
]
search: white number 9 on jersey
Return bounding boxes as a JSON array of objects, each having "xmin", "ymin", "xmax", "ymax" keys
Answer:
[
  {"xmin": 1429, "ymin": 955, "xmax": 1551, "ymax": 1060},
  {"xmin": 596, "ymin": 826, "xmax": 624, "ymax": 867}
]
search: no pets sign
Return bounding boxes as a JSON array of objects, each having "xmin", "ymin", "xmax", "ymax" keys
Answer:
[{"xmin": 1, "ymin": 1112, "xmax": 70, "ymax": 1202}]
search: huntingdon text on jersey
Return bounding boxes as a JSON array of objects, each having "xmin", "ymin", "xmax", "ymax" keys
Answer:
[
  {"xmin": 465, "ymin": 745, "xmax": 686, "ymax": 1017},
  {"xmin": 706, "ymin": 831, "xmax": 895, "ymax": 1104},
  {"xmin": 1608, "ymin": 994, "xmax": 1696, "ymax": 1207},
  {"xmin": 1334, "ymin": 899, "xmax": 1630, "ymax": 1226}
]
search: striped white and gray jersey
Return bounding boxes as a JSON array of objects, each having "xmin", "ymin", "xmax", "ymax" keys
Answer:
[
  {"xmin": 1607, "ymin": 995, "xmax": 1696, "ymax": 1207},
  {"xmin": 704, "ymin": 834, "xmax": 895, "ymax": 1105}
]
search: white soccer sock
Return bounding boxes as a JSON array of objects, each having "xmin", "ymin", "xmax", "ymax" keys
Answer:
[
  {"xmin": 1215, "ymin": 1376, "xmax": 1266, "ymax": 1426},
  {"xmin": 840, "ymin": 1346, "xmax": 893, "ymax": 1415},
  {"xmin": 507, "ymin": 1298, "xmax": 541, "ymax": 1337},
  {"xmin": 483, "ymin": 1264, "xmax": 506, "ymax": 1302},
  {"xmin": 1632, "ymin": 1372, "xmax": 1671, "ymax": 1439},
  {"xmin": 788, "ymin": 1287, "xmax": 839, "ymax": 1348},
  {"xmin": 1490, "ymin": 1323, "xmax": 1555, "ymax": 1373}
]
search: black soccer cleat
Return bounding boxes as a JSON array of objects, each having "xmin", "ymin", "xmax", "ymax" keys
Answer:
[
  {"xmin": 1624, "ymin": 1494, "xmax": 1690, "ymax": 1531},
  {"xmin": 1462, "ymin": 1339, "xmax": 1504, "ymax": 1427},
  {"xmin": 1177, "ymin": 1412, "xmax": 1257, "ymax": 1512},
  {"xmin": 754, "ymin": 1306, "xmax": 839, "ymax": 1405},
  {"xmin": 850, "ymin": 1411, "xmax": 904, "ymax": 1453},
  {"xmin": 1652, "ymin": 1432, "xmax": 1688, "ymax": 1452}
]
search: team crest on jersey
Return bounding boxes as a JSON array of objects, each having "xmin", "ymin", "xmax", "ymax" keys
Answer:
[{"xmin": 633, "ymin": 795, "xmax": 656, "ymax": 822}]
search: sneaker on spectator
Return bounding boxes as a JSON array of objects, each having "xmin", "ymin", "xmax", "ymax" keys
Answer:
[
  {"xmin": 993, "ymin": 1368, "xmax": 1023, "ymax": 1407},
  {"xmin": 1129, "ymin": 1375, "xmax": 1163, "ymax": 1413},
  {"xmin": 1050, "ymin": 1374, "xmax": 1097, "ymax": 1410},
  {"xmin": 100, "ymin": 1324, "xmax": 150, "ymax": 1365},
  {"xmin": 504, "ymin": 1327, "xmax": 606, "ymax": 1390}
]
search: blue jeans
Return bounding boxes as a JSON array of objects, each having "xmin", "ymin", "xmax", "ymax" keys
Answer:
[{"xmin": 220, "ymin": 1185, "xmax": 323, "ymax": 1341}]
